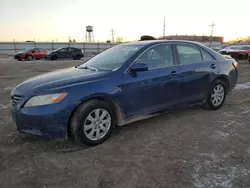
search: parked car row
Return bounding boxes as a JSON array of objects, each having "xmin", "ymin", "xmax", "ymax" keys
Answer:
[
  {"xmin": 217, "ymin": 45, "xmax": 250, "ymax": 60},
  {"xmin": 14, "ymin": 47, "xmax": 84, "ymax": 61}
]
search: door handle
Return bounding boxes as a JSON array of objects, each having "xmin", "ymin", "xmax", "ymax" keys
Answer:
[
  {"xmin": 210, "ymin": 64, "xmax": 217, "ymax": 69},
  {"xmin": 169, "ymin": 71, "xmax": 177, "ymax": 77}
]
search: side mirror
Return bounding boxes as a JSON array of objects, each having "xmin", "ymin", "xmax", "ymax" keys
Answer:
[
  {"xmin": 130, "ymin": 63, "xmax": 148, "ymax": 72},
  {"xmin": 32, "ymin": 50, "xmax": 35, "ymax": 53}
]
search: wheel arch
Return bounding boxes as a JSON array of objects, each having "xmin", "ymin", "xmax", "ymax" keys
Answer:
[
  {"xmin": 67, "ymin": 94, "xmax": 124, "ymax": 137},
  {"xmin": 212, "ymin": 75, "xmax": 230, "ymax": 93}
]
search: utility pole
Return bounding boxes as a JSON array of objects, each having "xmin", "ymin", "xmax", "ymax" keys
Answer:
[
  {"xmin": 209, "ymin": 22, "xmax": 215, "ymax": 47},
  {"xmin": 163, "ymin": 17, "xmax": 166, "ymax": 38},
  {"xmin": 110, "ymin": 28, "xmax": 115, "ymax": 43}
]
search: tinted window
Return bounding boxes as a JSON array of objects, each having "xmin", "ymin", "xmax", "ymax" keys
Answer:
[
  {"xmin": 68, "ymin": 48, "xmax": 75, "ymax": 52},
  {"xmin": 32, "ymin": 48, "xmax": 39, "ymax": 52},
  {"xmin": 59, "ymin": 48, "xmax": 67, "ymax": 52},
  {"xmin": 176, "ymin": 44, "xmax": 202, "ymax": 65},
  {"xmin": 200, "ymin": 48, "xmax": 215, "ymax": 61},
  {"xmin": 39, "ymin": 48, "xmax": 45, "ymax": 52},
  {"xmin": 135, "ymin": 44, "xmax": 174, "ymax": 69},
  {"xmin": 241, "ymin": 46, "xmax": 250, "ymax": 50}
]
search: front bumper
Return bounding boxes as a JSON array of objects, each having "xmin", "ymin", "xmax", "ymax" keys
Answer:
[
  {"xmin": 14, "ymin": 54, "xmax": 25, "ymax": 60},
  {"xmin": 11, "ymin": 101, "xmax": 77, "ymax": 139},
  {"xmin": 45, "ymin": 54, "xmax": 52, "ymax": 59}
]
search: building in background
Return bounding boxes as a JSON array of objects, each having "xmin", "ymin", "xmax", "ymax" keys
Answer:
[{"xmin": 159, "ymin": 35, "xmax": 224, "ymax": 45}]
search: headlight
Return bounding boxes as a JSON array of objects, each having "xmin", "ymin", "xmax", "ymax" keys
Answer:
[{"xmin": 24, "ymin": 93, "xmax": 67, "ymax": 107}]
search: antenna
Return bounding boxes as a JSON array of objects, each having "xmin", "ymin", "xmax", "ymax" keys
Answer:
[{"xmin": 209, "ymin": 22, "xmax": 215, "ymax": 47}]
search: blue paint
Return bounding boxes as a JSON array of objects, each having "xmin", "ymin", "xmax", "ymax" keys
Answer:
[{"xmin": 10, "ymin": 40, "xmax": 238, "ymax": 139}]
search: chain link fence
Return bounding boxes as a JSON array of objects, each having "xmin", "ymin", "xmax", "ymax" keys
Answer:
[{"xmin": 0, "ymin": 42, "xmax": 118, "ymax": 56}]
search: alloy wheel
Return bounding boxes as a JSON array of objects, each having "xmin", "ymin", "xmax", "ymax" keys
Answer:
[
  {"xmin": 211, "ymin": 84, "xmax": 225, "ymax": 107},
  {"xmin": 83, "ymin": 108, "xmax": 111, "ymax": 141}
]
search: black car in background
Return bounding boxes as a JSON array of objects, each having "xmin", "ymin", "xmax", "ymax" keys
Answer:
[{"xmin": 45, "ymin": 47, "xmax": 84, "ymax": 60}]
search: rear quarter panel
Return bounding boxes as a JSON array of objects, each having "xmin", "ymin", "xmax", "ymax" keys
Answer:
[{"xmin": 217, "ymin": 59, "xmax": 238, "ymax": 91}]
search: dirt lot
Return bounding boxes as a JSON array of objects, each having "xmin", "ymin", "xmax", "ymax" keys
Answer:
[{"xmin": 0, "ymin": 58, "xmax": 250, "ymax": 188}]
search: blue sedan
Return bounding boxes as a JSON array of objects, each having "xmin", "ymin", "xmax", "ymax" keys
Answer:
[{"xmin": 10, "ymin": 40, "xmax": 238, "ymax": 145}]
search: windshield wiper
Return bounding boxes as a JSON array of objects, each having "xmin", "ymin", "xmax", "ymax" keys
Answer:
[{"xmin": 80, "ymin": 65, "xmax": 98, "ymax": 71}]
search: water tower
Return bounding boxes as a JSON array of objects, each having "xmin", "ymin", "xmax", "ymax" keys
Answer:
[{"xmin": 85, "ymin": 25, "xmax": 94, "ymax": 43}]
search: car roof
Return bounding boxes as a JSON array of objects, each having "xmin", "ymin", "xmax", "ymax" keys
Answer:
[
  {"xmin": 122, "ymin": 40, "xmax": 225, "ymax": 61},
  {"xmin": 128, "ymin": 39, "xmax": 202, "ymax": 45}
]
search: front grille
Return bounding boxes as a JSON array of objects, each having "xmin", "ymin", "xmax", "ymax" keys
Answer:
[{"xmin": 11, "ymin": 95, "xmax": 23, "ymax": 106}]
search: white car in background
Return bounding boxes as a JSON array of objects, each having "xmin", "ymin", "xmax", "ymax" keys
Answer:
[{"xmin": 218, "ymin": 46, "xmax": 238, "ymax": 55}]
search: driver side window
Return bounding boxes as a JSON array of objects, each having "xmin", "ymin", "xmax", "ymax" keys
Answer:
[
  {"xmin": 59, "ymin": 48, "xmax": 67, "ymax": 52},
  {"xmin": 32, "ymin": 48, "xmax": 39, "ymax": 52},
  {"xmin": 134, "ymin": 44, "xmax": 174, "ymax": 69}
]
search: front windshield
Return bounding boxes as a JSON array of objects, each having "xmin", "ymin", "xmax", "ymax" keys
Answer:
[{"xmin": 78, "ymin": 44, "xmax": 143, "ymax": 71}]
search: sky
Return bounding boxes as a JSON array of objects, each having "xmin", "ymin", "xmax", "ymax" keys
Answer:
[{"xmin": 1, "ymin": 0, "xmax": 250, "ymax": 42}]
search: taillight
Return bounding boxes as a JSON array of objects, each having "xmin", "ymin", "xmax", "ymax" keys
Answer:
[{"xmin": 232, "ymin": 61, "xmax": 238, "ymax": 69}]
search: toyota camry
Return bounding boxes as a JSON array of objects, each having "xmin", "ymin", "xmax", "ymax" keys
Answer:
[{"xmin": 10, "ymin": 40, "xmax": 238, "ymax": 145}]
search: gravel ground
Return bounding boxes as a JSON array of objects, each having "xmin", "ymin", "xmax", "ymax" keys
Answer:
[{"xmin": 0, "ymin": 59, "xmax": 250, "ymax": 188}]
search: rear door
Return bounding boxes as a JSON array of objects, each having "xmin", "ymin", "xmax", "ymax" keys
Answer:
[
  {"xmin": 174, "ymin": 43, "xmax": 219, "ymax": 106},
  {"xmin": 68, "ymin": 48, "xmax": 75, "ymax": 58},
  {"xmin": 32, "ymin": 48, "xmax": 40, "ymax": 59},
  {"xmin": 38, "ymin": 48, "xmax": 46, "ymax": 58}
]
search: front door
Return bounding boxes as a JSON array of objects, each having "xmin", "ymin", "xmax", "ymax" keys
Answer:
[
  {"xmin": 32, "ymin": 48, "xmax": 40, "ymax": 59},
  {"xmin": 120, "ymin": 43, "xmax": 180, "ymax": 118},
  {"xmin": 175, "ymin": 43, "xmax": 219, "ymax": 106},
  {"xmin": 58, "ymin": 48, "xmax": 69, "ymax": 59}
]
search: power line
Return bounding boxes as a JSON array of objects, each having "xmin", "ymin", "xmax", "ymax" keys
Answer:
[
  {"xmin": 209, "ymin": 22, "xmax": 215, "ymax": 47},
  {"xmin": 110, "ymin": 28, "xmax": 115, "ymax": 43},
  {"xmin": 163, "ymin": 17, "xmax": 166, "ymax": 37}
]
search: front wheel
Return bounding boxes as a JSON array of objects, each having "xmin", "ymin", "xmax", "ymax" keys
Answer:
[
  {"xmin": 51, "ymin": 55, "xmax": 58, "ymax": 60},
  {"xmin": 69, "ymin": 100, "xmax": 115, "ymax": 146},
  {"xmin": 203, "ymin": 80, "xmax": 227, "ymax": 110}
]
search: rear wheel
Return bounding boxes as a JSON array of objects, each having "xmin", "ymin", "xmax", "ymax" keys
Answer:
[
  {"xmin": 203, "ymin": 80, "xmax": 227, "ymax": 110},
  {"xmin": 69, "ymin": 100, "xmax": 115, "ymax": 146},
  {"xmin": 73, "ymin": 55, "xmax": 81, "ymax": 60},
  {"xmin": 26, "ymin": 55, "xmax": 33, "ymax": 61}
]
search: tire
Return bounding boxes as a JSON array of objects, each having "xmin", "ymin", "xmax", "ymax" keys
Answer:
[
  {"xmin": 27, "ymin": 55, "xmax": 33, "ymax": 61},
  {"xmin": 202, "ymin": 79, "xmax": 227, "ymax": 110},
  {"xmin": 69, "ymin": 100, "xmax": 116, "ymax": 146},
  {"xmin": 74, "ymin": 55, "xmax": 81, "ymax": 60},
  {"xmin": 51, "ymin": 55, "xmax": 58, "ymax": 60}
]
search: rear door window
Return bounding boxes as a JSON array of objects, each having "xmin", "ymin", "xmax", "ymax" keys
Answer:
[
  {"xmin": 200, "ymin": 48, "xmax": 215, "ymax": 61},
  {"xmin": 176, "ymin": 44, "xmax": 202, "ymax": 65},
  {"xmin": 38, "ymin": 48, "xmax": 45, "ymax": 52}
]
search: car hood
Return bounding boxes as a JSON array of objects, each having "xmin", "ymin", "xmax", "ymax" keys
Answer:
[
  {"xmin": 16, "ymin": 52, "xmax": 27, "ymax": 55},
  {"xmin": 13, "ymin": 67, "xmax": 111, "ymax": 95}
]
